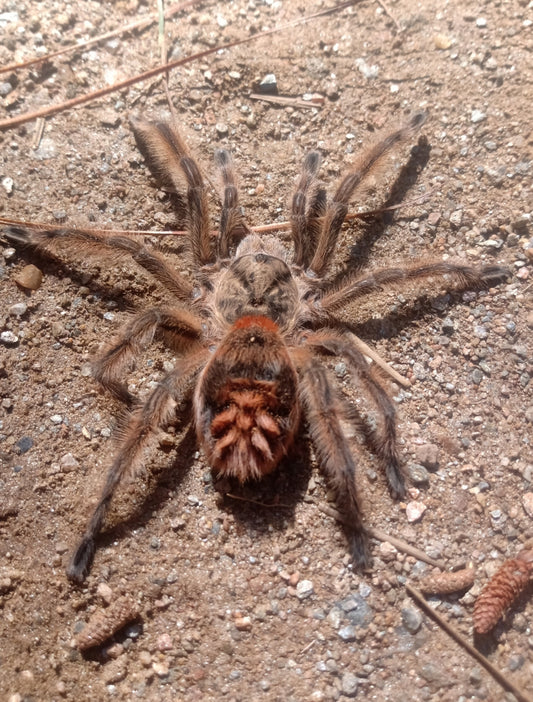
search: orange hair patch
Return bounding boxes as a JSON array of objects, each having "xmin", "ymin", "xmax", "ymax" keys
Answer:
[{"xmin": 232, "ymin": 315, "xmax": 279, "ymax": 333}]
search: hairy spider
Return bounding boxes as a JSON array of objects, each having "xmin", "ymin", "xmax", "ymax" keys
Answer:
[{"xmin": 5, "ymin": 111, "xmax": 508, "ymax": 583}]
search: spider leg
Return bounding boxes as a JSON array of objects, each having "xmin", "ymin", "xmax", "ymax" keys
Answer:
[
  {"xmin": 304, "ymin": 331, "xmax": 405, "ymax": 499},
  {"xmin": 317, "ymin": 261, "xmax": 510, "ymax": 314},
  {"xmin": 131, "ymin": 119, "xmax": 214, "ymax": 265},
  {"xmin": 293, "ymin": 348, "xmax": 369, "ymax": 567},
  {"xmin": 290, "ymin": 151, "xmax": 327, "ymax": 268},
  {"xmin": 66, "ymin": 351, "xmax": 208, "ymax": 583},
  {"xmin": 4, "ymin": 226, "xmax": 193, "ymax": 302},
  {"xmin": 308, "ymin": 111, "xmax": 426, "ymax": 277},
  {"xmin": 214, "ymin": 149, "xmax": 250, "ymax": 259},
  {"xmin": 93, "ymin": 307, "xmax": 203, "ymax": 405}
]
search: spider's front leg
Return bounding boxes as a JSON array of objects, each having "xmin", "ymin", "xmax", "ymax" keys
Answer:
[
  {"xmin": 294, "ymin": 349, "xmax": 370, "ymax": 567},
  {"xmin": 93, "ymin": 307, "xmax": 203, "ymax": 405},
  {"xmin": 67, "ymin": 351, "xmax": 208, "ymax": 583},
  {"xmin": 317, "ymin": 261, "xmax": 510, "ymax": 314}
]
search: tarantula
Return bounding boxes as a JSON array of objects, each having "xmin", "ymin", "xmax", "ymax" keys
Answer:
[{"xmin": 5, "ymin": 111, "xmax": 507, "ymax": 583}]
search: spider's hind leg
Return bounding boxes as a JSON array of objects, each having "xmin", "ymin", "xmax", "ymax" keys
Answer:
[
  {"xmin": 294, "ymin": 349, "xmax": 370, "ymax": 568},
  {"xmin": 305, "ymin": 331, "xmax": 405, "ymax": 501},
  {"xmin": 67, "ymin": 352, "xmax": 207, "ymax": 583}
]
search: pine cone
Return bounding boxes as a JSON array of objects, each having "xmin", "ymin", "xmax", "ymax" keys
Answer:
[
  {"xmin": 419, "ymin": 566, "xmax": 475, "ymax": 595},
  {"xmin": 73, "ymin": 595, "xmax": 140, "ymax": 650},
  {"xmin": 473, "ymin": 549, "xmax": 533, "ymax": 635}
]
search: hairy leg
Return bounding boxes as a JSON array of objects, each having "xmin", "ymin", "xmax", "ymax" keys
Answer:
[
  {"xmin": 93, "ymin": 306, "xmax": 203, "ymax": 405},
  {"xmin": 4, "ymin": 225, "xmax": 193, "ymax": 301},
  {"xmin": 214, "ymin": 149, "xmax": 250, "ymax": 259},
  {"xmin": 67, "ymin": 351, "xmax": 208, "ymax": 583},
  {"xmin": 304, "ymin": 330, "xmax": 405, "ymax": 499},
  {"xmin": 293, "ymin": 348, "xmax": 369, "ymax": 567},
  {"xmin": 290, "ymin": 151, "xmax": 326, "ymax": 268},
  {"xmin": 131, "ymin": 119, "xmax": 214, "ymax": 265},
  {"xmin": 308, "ymin": 111, "xmax": 426, "ymax": 277},
  {"xmin": 317, "ymin": 260, "xmax": 509, "ymax": 314}
]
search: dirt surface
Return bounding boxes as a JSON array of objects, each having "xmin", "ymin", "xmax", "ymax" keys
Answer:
[{"xmin": 1, "ymin": 1, "xmax": 532, "ymax": 700}]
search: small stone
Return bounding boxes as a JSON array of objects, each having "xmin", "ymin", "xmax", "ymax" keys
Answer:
[
  {"xmin": 157, "ymin": 633, "xmax": 173, "ymax": 651},
  {"xmin": 50, "ymin": 415, "xmax": 63, "ymax": 425},
  {"xmin": 471, "ymin": 109, "xmax": 486, "ymax": 124},
  {"xmin": 1, "ymin": 331, "xmax": 18, "ymax": 345},
  {"xmin": 216, "ymin": 14, "xmax": 228, "ymax": 28},
  {"xmin": 296, "ymin": 579, "xmax": 314, "ymax": 600},
  {"xmin": 234, "ymin": 616, "xmax": 252, "ymax": 631},
  {"xmin": 60, "ymin": 453, "xmax": 79, "ymax": 472},
  {"xmin": 96, "ymin": 582, "xmax": 114, "ymax": 604},
  {"xmin": 414, "ymin": 444, "xmax": 439, "ymax": 471},
  {"xmin": 2, "ymin": 176, "xmax": 14, "ymax": 194},
  {"xmin": 257, "ymin": 73, "xmax": 277, "ymax": 95},
  {"xmin": 522, "ymin": 493, "xmax": 533, "ymax": 519},
  {"xmin": 14, "ymin": 264, "xmax": 43, "ymax": 290},
  {"xmin": 449, "ymin": 210, "xmax": 463, "ymax": 227},
  {"xmin": 355, "ymin": 58, "xmax": 379, "ymax": 79},
  {"xmin": 407, "ymin": 463, "xmax": 430, "ymax": 486},
  {"xmin": 341, "ymin": 672, "xmax": 359, "ymax": 697},
  {"xmin": 475, "ymin": 17, "xmax": 487, "ymax": 27},
  {"xmin": 16, "ymin": 436, "xmax": 33, "ymax": 454},
  {"xmin": 378, "ymin": 541, "xmax": 397, "ymax": 561},
  {"xmin": 338, "ymin": 625, "xmax": 357, "ymax": 641},
  {"xmin": 433, "ymin": 33, "xmax": 453, "ymax": 49},
  {"xmin": 406, "ymin": 501, "xmax": 427, "ymax": 523},
  {"xmin": 152, "ymin": 661, "xmax": 169, "ymax": 678},
  {"xmin": 215, "ymin": 123, "xmax": 229, "ymax": 137},
  {"xmin": 8, "ymin": 302, "xmax": 27, "ymax": 317},
  {"xmin": 401, "ymin": 605, "xmax": 423, "ymax": 633}
]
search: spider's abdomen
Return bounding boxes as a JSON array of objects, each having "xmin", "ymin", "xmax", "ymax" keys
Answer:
[
  {"xmin": 194, "ymin": 316, "xmax": 300, "ymax": 482},
  {"xmin": 214, "ymin": 252, "xmax": 299, "ymax": 331}
]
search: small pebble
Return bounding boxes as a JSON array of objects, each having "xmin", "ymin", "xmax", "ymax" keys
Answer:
[
  {"xmin": 215, "ymin": 123, "xmax": 229, "ymax": 137},
  {"xmin": 296, "ymin": 580, "xmax": 314, "ymax": 600},
  {"xmin": 50, "ymin": 415, "xmax": 63, "ymax": 425},
  {"xmin": 2, "ymin": 176, "xmax": 14, "ymax": 194},
  {"xmin": 471, "ymin": 109, "xmax": 487, "ymax": 124},
  {"xmin": 338, "ymin": 625, "xmax": 357, "ymax": 641},
  {"xmin": 433, "ymin": 34, "xmax": 453, "ymax": 50},
  {"xmin": 407, "ymin": 463, "xmax": 430, "ymax": 486},
  {"xmin": 406, "ymin": 501, "xmax": 427, "ymax": 523},
  {"xmin": 14, "ymin": 264, "xmax": 43, "ymax": 290},
  {"xmin": 234, "ymin": 616, "xmax": 252, "ymax": 631},
  {"xmin": 1, "ymin": 331, "xmax": 19, "ymax": 345},
  {"xmin": 341, "ymin": 672, "xmax": 358, "ymax": 697},
  {"xmin": 414, "ymin": 444, "xmax": 439, "ymax": 471},
  {"xmin": 8, "ymin": 302, "xmax": 27, "ymax": 317},
  {"xmin": 401, "ymin": 606, "xmax": 423, "ymax": 633},
  {"xmin": 96, "ymin": 582, "xmax": 114, "ymax": 604}
]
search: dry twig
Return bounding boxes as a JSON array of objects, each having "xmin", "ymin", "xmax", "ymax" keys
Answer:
[
  {"xmin": 0, "ymin": 0, "xmax": 364, "ymax": 132},
  {"xmin": 315, "ymin": 502, "xmax": 445, "ymax": 569}
]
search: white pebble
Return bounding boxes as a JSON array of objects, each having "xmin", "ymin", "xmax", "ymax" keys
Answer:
[
  {"xmin": 1, "ymin": 331, "xmax": 18, "ymax": 344},
  {"xmin": 471, "ymin": 109, "xmax": 486, "ymax": 123},
  {"xmin": 406, "ymin": 500, "xmax": 427, "ymax": 523}
]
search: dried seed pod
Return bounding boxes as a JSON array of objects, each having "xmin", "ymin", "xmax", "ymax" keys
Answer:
[
  {"xmin": 473, "ymin": 549, "xmax": 533, "ymax": 635},
  {"xmin": 418, "ymin": 567, "xmax": 475, "ymax": 595},
  {"xmin": 73, "ymin": 595, "xmax": 140, "ymax": 650}
]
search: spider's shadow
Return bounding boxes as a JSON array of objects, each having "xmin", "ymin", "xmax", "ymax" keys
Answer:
[
  {"xmin": 330, "ymin": 135, "xmax": 432, "ymax": 289},
  {"xmin": 94, "ymin": 424, "xmax": 314, "ymax": 559},
  {"xmin": 215, "ymin": 434, "xmax": 314, "ymax": 542}
]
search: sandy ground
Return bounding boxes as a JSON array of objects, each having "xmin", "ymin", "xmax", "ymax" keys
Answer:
[{"xmin": 0, "ymin": 0, "xmax": 532, "ymax": 700}]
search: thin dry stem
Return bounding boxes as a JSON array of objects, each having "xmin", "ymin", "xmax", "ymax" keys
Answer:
[
  {"xmin": 0, "ymin": 0, "xmax": 202, "ymax": 75},
  {"xmin": 0, "ymin": 0, "xmax": 364, "ymax": 132}
]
